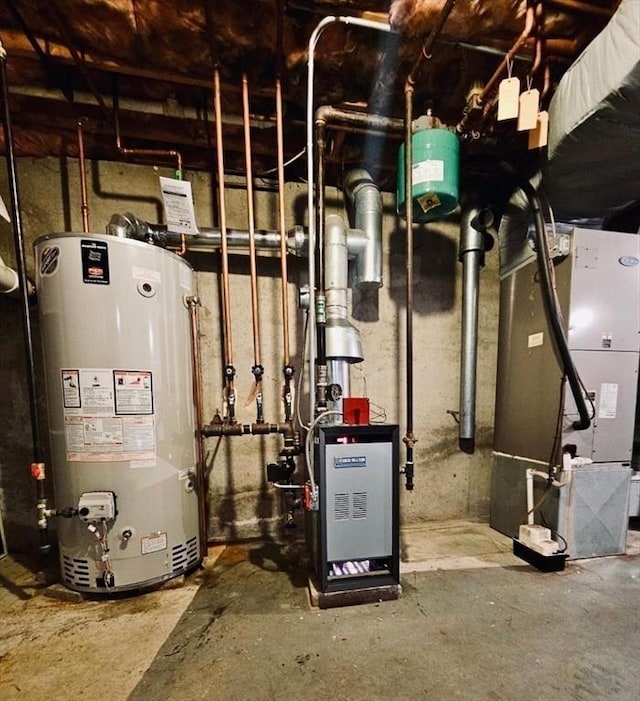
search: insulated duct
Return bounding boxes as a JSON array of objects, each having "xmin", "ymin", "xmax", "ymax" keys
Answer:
[{"xmin": 545, "ymin": 0, "xmax": 640, "ymax": 218}]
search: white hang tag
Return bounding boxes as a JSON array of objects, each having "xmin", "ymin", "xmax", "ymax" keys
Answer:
[
  {"xmin": 497, "ymin": 77, "xmax": 520, "ymax": 121},
  {"xmin": 159, "ymin": 176, "xmax": 199, "ymax": 235},
  {"xmin": 528, "ymin": 111, "xmax": 549, "ymax": 149},
  {"xmin": 517, "ymin": 88, "xmax": 540, "ymax": 131}
]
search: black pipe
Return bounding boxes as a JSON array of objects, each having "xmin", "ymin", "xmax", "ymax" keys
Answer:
[
  {"xmin": 402, "ymin": 84, "xmax": 415, "ymax": 491},
  {"xmin": 0, "ymin": 42, "xmax": 50, "ymax": 551},
  {"xmin": 517, "ymin": 177, "xmax": 591, "ymax": 431}
]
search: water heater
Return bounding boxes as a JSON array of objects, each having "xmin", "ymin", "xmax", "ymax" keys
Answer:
[{"xmin": 35, "ymin": 233, "xmax": 201, "ymax": 592}]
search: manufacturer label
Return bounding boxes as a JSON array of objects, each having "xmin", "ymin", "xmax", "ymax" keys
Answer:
[
  {"xmin": 412, "ymin": 159, "xmax": 444, "ymax": 185},
  {"xmin": 61, "ymin": 369, "xmax": 81, "ymax": 408},
  {"xmin": 40, "ymin": 246, "xmax": 60, "ymax": 276},
  {"xmin": 335, "ymin": 456, "xmax": 367, "ymax": 468},
  {"xmin": 114, "ymin": 371, "xmax": 153, "ymax": 415},
  {"xmin": 598, "ymin": 383, "xmax": 618, "ymax": 419},
  {"xmin": 528, "ymin": 332, "xmax": 544, "ymax": 348},
  {"xmin": 81, "ymin": 239, "xmax": 110, "ymax": 285},
  {"xmin": 62, "ymin": 367, "xmax": 156, "ymax": 462},
  {"xmin": 141, "ymin": 532, "xmax": 167, "ymax": 555}
]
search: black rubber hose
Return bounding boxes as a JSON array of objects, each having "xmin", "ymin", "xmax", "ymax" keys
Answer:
[{"xmin": 517, "ymin": 178, "xmax": 591, "ymax": 431}]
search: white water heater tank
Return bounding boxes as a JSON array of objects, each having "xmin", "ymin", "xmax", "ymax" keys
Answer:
[{"xmin": 35, "ymin": 233, "xmax": 201, "ymax": 593}]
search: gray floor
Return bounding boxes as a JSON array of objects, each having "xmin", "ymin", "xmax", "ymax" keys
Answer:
[
  {"xmin": 130, "ymin": 539, "xmax": 640, "ymax": 701},
  {"xmin": 1, "ymin": 522, "xmax": 639, "ymax": 701}
]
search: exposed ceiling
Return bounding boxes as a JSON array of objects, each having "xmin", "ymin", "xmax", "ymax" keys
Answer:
[{"xmin": 0, "ymin": 0, "xmax": 620, "ymax": 192}]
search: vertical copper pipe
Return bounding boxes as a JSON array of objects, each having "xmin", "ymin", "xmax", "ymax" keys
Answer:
[
  {"xmin": 213, "ymin": 68, "xmax": 233, "ymax": 366},
  {"xmin": 242, "ymin": 74, "xmax": 261, "ymax": 368},
  {"xmin": 458, "ymin": 6, "xmax": 535, "ymax": 132},
  {"xmin": 187, "ymin": 296, "xmax": 208, "ymax": 559},
  {"xmin": 480, "ymin": 6, "xmax": 535, "ymax": 102},
  {"xmin": 76, "ymin": 119, "xmax": 90, "ymax": 233},
  {"xmin": 276, "ymin": 77, "xmax": 293, "ymax": 422},
  {"xmin": 213, "ymin": 68, "xmax": 236, "ymax": 415},
  {"xmin": 276, "ymin": 78, "xmax": 290, "ymax": 367}
]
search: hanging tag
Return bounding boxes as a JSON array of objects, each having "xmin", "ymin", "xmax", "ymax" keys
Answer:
[
  {"xmin": 517, "ymin": 88, "xmax": 540, "ymax": 131},
  {"xmin": 497, "ymin": 77, "xmax": 520, "ymax": 121},
  {"xmin": 159, "ymin": 176, "xmax": 199, "ymax": 235},
  {"xmin": 528, "ymin": 111, "xmax": 549, "ymax": 149}
]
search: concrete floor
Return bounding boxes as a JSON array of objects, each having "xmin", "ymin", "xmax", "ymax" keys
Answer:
[{"xmin": 1, "ymin": 521, "xmax": 639, "ymax": 701}]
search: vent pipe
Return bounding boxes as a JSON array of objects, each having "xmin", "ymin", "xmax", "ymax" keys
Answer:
[
  {"xmin": 458, "ymin": 204, "xmax": 493, "ymax": 453},
  {"xmin": 343, "ymin": 169, "xmax": 383, "ymax": 290}
]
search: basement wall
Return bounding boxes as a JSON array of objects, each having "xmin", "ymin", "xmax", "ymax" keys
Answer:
[{"xmin": 0, "ymin": 157, "xmax": 499, "ymax": 550}]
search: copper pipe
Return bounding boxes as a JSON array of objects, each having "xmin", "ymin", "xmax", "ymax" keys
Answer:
[
  {"xmin": 529, "ymin": 1, "xmax": 547, "ymax": 84},
  {"xmin": 213, "ymin": 68, "xmax": 236, "ymax": 417},
  {"xmin": 113, "ymin": 82, "xmax": 183, "ymax": 179},
  {"xmin": 76, "ymin": 119, "xmax": 90, "ymax": 233},
  {"xmin": 547, "ymin": 0, "xmax": 613, "ymax": 16},
  {"xmin": 407, "ymin": 0, "xmax": 458, "ymax": 83},
  {"xmin": 178, "ymin": 233, "xmax": 187, "ymax": 256},
  {"xmin": 242, "ymin": 74, "xmax": 261, "ymax": 370},
  {"xmin": 276, "ymin": 77, "xmax": 291, "ymax": 368},
  {"xmin": 458, "ymin": 6, "xmax": 536, "ymax": 133},
  {"xmin": 399, "ymin": 0, "xmax": 456, "ymax": 491},
  {"xmin": 481, "ymin": 6, "xmax": 536, "ymax": 102},
  {"xmin": 402, "ymin": 80, "xmax": 416, "ymax": 492},
  {"xmin": 187, "ymin": 296, "xmax": 208, "ymax": 560}
]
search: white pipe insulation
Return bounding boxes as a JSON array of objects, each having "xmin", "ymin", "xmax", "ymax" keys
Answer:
[
  {"xmin": 306, "ymin": 14, "xmax": 394, "ymax": 425},
  {"xmin": 0, "ymin": 254, "xmax": 19, "ymax": 294}
]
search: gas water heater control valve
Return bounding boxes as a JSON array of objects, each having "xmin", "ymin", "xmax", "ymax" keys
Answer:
[{"xmin": 77, "ymin": 491, "xmax": 117, "ymax": 523}]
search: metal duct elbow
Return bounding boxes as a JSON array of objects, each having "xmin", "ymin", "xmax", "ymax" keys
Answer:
[
  {"xmin": 107, "ymin": 212, "xmax": 152, "ymax": 240},
  {"xmin": 343, "ymin": 169, "xmax": 383, "ymax": 290}
]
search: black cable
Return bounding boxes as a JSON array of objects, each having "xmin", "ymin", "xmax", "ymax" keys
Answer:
[{"xmin": 513, "ymin": 174, "xmax": 591, "ymax": 431}]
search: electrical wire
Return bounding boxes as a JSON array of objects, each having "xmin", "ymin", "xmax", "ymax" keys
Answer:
[
  {"xmin": 517, "ymin": 175, "xmax": 592, "ymax": 431},
  {"xmin": 542, "ymin": 191, "xmax": 596, "ymax": 425},
  {"xmin": 256, "ymin": 147, "xmax": 306, "ymax": 176},
  {"xmin": 295, "ymin": 310, "xmax": 310, "ymax": 431},
  {"xmin": 304, "ymin": 409, "xmax": 343, "ymax": 496},
  {"xmin": 369, "ymin": 401, "xmax": 387, "ymax": 423}
]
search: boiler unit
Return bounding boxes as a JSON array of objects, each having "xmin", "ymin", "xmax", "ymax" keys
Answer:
[
  {"xmin": 35, "ymin": 233, "xmax": 201, "ymax": 592},
  {"xmin": 491, "ymin": 227, "xmax": 640, "ymax": 558},
  {"xmin": 307, "ymin": 423, "xmax": 400, "ymax": 596}
]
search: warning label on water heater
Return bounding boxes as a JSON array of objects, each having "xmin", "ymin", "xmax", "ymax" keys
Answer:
[{"xmin": 61, "ymin": 367, "xmax": 156, "ymax": 462}]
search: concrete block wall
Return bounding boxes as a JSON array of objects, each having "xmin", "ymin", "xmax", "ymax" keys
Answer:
[{"xmin": 0, "ymin": 157, "xmax": 499, "ymax": 550}]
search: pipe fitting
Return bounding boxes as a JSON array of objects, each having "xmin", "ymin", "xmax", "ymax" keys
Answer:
[{"xmin": 343, "ymin": 169, "xmax": 383, "ymax": 290}]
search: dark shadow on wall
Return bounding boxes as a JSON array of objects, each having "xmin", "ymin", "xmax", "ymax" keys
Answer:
[
  {"xmin": 0, "ymin": 296, "xmax": 51, "ymax": 553},
  {"xmin": 388, "ymin": 216, "xmax": 458, "ymax": 315},
  {"xmin": 90, "ymin": 160, "xmax": 164, "ymax": 222},
  {"xmin": 59, "ymin": 155, "xmax": 72, "ymax": 232}
]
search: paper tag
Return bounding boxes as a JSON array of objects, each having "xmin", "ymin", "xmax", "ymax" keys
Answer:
[
  {"xmin": 528, "ymin": 111, "xmax": 549, "ymax": 149},
  {"xmin": 0, "ymin": 194, "xmax": 10, "ymax": 222},
  {"xmin": 497, "ymin": 77, "xmax": 520, "ymax": 121},
  {"xmin": 517, "ymin": 88, "xmax": 540, "ymax": 131},
  {"xmin": 160, "ymin": 177, "xmax": 199, "ymax": 235}
]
